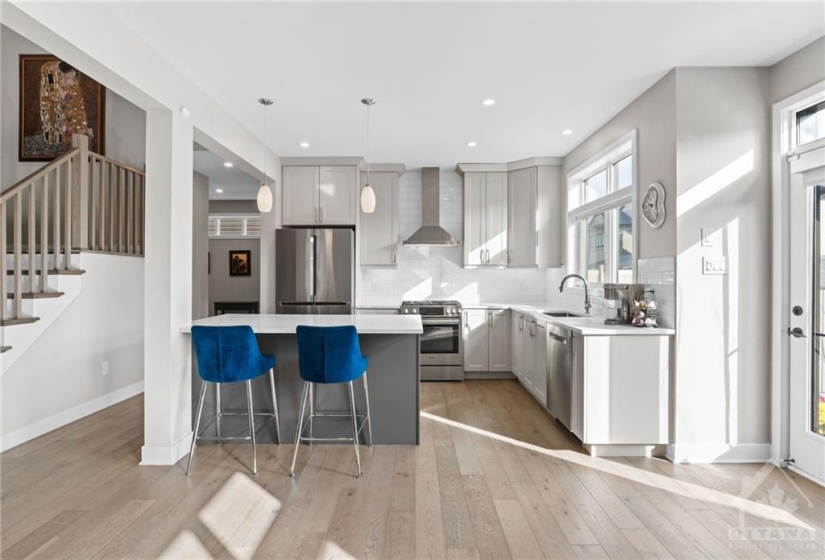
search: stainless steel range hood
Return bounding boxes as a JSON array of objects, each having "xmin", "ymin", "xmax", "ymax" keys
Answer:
[{"xmin": 403, "ymin": 167, "xmax": 460, "ymax": 246}]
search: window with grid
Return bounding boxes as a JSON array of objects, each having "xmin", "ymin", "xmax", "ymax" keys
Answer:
[
  {"xmin": 567, "ymin": 132, "xmax": 636, "ymax": 284},
  {"xmin": 208, "ymin": 215, "xmax": 261, "ymax": 238},
  {"xmin": 797, "ymin": 100, "xmax": 825, "ymax": 147}
]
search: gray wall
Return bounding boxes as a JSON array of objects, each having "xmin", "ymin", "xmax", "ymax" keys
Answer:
[
  {"xmin": 208, "ymin": 238, "xmax": 261, "ymax": 315},
  {"xmin": 770, "ymin": 36, "xmax": 825, "ymax": 104},
  {"xmin": 209, "ymin": 200, "xmax": 259, "ymax": 214},
  {"xmin": 192, "ymin": 171, "xmax": 210, "ymax": 320},
  {"xmin": 1, "ymin": 24, "xmax": 145, "ymax": 190},
  {"xmin": 674, "ymin": 68, "xmax": 772, "ymax": 451},
  {"xmin": 562, "ymin": 71, "xmax": 677, "ymax": 260}
]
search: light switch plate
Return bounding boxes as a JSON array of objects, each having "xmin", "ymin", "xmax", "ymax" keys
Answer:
[
  {"xmin": 701, "ymin": 228, "xmax": 716, "ymax": 247},
  {"xmin": 702, "ymin": 256, "xmax": 727, "ymax": 275}
]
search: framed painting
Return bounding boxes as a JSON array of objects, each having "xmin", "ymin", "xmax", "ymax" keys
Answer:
[
  {"xmin": 19, "ymin": 54, "xmax": 106, "ymax": 161},
  {"xmin": 229, "ymin": 250, "xmax": 251, "ymax": 277}
]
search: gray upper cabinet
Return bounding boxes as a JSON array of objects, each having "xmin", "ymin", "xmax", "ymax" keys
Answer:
[
  {"xmin": 508, "ymin": 167, "xmax": 538, "ymax": 267},
  {"xmin": 282, "ymin": 165, "xmax": 357, "ymax": 226},
  {"xmin": 463, "ymin": 172, "xmax": 508, "ymax": 267},
  {"xmin": 359, "ymin": 171, "xmax": 399, "ymax": 267}
]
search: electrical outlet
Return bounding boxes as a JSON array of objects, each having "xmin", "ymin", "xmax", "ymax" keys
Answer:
[
  {"xmin": 702, "ymin": 256, "xmax": 727, "ymax": 275},
  {"xmin": 371, "ymin": 282, "xmax": 381, "ymax": 292},
  {"xmin": 101, "ymin": 361, "xmax": 109, "ymax": 376}
]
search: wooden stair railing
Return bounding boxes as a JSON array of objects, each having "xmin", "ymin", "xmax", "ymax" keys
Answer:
[{"xmin": 1, "ymin": 134, "xmax": 145, "ymax": 326}]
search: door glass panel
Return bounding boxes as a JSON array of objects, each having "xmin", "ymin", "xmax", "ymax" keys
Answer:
[
  {"xmin": 814, "ymin": 186, "xmax": 825, "ymax": 436},
  {"xmin": 421, "ymin": 324, "xmax": 459, "ymax": 354}
]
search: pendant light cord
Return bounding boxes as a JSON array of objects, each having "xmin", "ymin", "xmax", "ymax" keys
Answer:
[
  {"xmin": 366, "ymin": 101, "xmax": 371, "ymax": 184},
  {"xmin": 262, "ymin": 102, "xmax": 267, "ymax": 185}
]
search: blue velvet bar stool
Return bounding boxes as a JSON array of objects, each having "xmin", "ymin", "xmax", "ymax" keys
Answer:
[
  {"xmin": 187, "ymin": 325, "xmax": 281, "ymax": 476},
  {"xmin": 291, "ymin": 325, "xmax": 372, "ymax": 478}
]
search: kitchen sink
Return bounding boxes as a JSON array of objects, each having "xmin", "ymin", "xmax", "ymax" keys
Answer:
[{"xmin": 543, "ymin": 311, "xmax": 585, "ymax": 318}]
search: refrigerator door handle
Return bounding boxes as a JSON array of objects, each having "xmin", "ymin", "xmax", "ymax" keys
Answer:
[{"xmin": 309, "ymin": 230, "xmax": 317, "ymax": 303}]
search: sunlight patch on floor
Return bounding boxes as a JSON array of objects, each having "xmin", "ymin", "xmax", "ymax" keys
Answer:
[
  {"xmin": 158, "ymin": 530, "xmax": 212, "ymax": 559},
  {"xmin": 317, "ymin": 540, "xmax": 358, "ymax": 560},
  {"xmin": 420, "ymin": 410, "xmax": 814, "ymax": 530}
]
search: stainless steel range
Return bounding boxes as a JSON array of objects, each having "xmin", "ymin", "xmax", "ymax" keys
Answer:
[{"xmin": 400, "ymin": 300, "xmax": 464, "ymax": 381}]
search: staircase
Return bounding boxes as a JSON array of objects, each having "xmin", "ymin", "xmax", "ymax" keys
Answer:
[{"xmin": 1, "ymin": 134, "xmax": 144, "ymax": 371}]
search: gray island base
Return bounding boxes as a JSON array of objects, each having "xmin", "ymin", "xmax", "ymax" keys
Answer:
[{"xmin": 182, "ymin": 314, "xmax": 422, "ymax": 445}]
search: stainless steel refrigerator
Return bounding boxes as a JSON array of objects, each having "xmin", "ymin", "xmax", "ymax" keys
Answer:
[{"xmin": 275, "ymin": 228, "xmax": 354, "ymax": 314}]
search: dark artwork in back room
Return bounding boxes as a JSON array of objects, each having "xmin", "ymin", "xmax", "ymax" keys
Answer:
[
  {"xmin": 229, "ymin": 250, "xmax": 251, "ymax": 276},
  {"xmin": 19, "ymin": 54, "xmax": 106, "ymax": 161}
]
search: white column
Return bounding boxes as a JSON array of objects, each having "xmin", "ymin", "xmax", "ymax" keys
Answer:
[{"xmin": 141, "ymin": 109, "xmax": 194, "ymax": 465}]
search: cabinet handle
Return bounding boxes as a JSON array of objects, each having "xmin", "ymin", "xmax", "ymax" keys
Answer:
[
  {"xmin": 488, "ymin": 311, "xmax": 493, "ymax": 326},
  {"xmin": 392, "ymin": 249, "xmax": 397, "ymax": 263}
]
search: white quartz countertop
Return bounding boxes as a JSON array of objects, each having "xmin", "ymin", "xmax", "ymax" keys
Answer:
[
  {"xmin": 182, "ymin": 314, "xmax": 423, "ymax": 335},
  {"xmin": 464, "ymin": 303, "xmax": 675, "ymax": 336}
]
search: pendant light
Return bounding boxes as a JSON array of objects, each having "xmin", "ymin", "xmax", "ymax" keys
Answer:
[
  {"xmin": 361, "ymin": 98, "xmax": 376, "ymax": 213},
  {"xmin": 256, "ymin": 98, "xmax": 274, "ymax": 213}
]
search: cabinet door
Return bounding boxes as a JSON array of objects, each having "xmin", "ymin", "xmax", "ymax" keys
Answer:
[
  {"xmin": 360, "ymin": 172, "xmax": 398, "ymax": 266},
  {"xmin": 511, "ymin": 312, "xmax": 524, "ymax": 378},
  {"xmin": 532, "ymin": 323, "xmax": 547, "ymax": 406},
  {"xmin": 282, "ymin": 166, "xmax": 320, "ymax": 226},
  {"xmin": 463, "ymin": 309, "xmax": 489, "ymax": 372},
  {"xmin": 488, "ymin": 309, "xmax": 511, "ymax": 372},
  {"xmin": 319, "ymin": 166, "xmax": 357, "ymax": 225},
  {"xmin": 522, "ymin": 319, "xmax": 536, "ymax": 389},
  {"xmin": 463, "ymin": 173, "xmax": 486, "ymax": 266},
  {"xmin": 508, "ymin": 167, "xmax": 537, "ymax": 267},
  {"xmin": 570, "ymin": 333, "xmax": 584, "ymax": 441},
  {"xmin": 485, "ymin": 172, "xmax": 508, "ymax": 265}
]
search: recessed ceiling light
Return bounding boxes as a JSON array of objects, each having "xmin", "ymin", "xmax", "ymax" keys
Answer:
[
  {"xmin": 215, "ymin": 189, "xmax": 224, "ymax": 193},
  {"xmin": 223, "ymin": 162, "xmax": 233, "ymax": 168},
  {"xmin": 300, "ymin": 141, "xmax": 310, "ymax": 148},
  {"xmin": 482, "ymin": 99, "xmax": 495, "ymax": 107},
  {"xmin": 467, "ymin": 141, "xmax": 477, "ymax": 148},
  {"xmin": 562, "ymin": 129, "xmax": 573, "ymax": 135}
]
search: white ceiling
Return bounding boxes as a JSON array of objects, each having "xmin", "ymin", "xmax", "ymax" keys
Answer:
[
  {"xmin": 193, "ymin": 146, "xmax": 261, "ymax": 200},
  {"xmin": 110, "ymin": 2, "xmax": 824, "ymax": 169}
]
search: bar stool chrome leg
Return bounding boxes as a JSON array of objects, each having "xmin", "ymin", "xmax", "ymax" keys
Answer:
[
  {"xmin": 246, "ymin": 380, "xmax": 257, "ymax": 475},
  {"xmin": 268, "ymin": 368, "xmax": 281, "ymax": 444},
  {"xmin": 215, "ymin": 384, "xmax": 222, "ymax": 443},
  {"xmin": 186, "ymin": 381, "xmax": 208, "ymax": 476},
  {"xmin": 291, "ymin": 382, "xmax": 310, "ymax": 477},
  {"xmin": 363, "ymin": 372, "xmax": 373, "ymax": 447},
  {"xmin": 308, "ymin": 385, "xmax": 315, "ymax": 445},
  {"xmin": 348, "ymin": 380, "xmax": 362, "ymax": 477}
]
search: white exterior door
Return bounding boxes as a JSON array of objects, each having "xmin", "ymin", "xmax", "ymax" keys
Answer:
[{"xmin": 788, "ymin": 147, "xmax": 825, "ymax": 482}]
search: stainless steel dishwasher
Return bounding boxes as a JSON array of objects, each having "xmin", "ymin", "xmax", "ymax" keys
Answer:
[{"xmin": 546, "ymin": 323, "xmax": 572, "ymax": 428}]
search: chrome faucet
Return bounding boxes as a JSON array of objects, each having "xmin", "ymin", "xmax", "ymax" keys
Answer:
[{"xmin": 559, "ymin": 273, "xmax": 591, "ymax": 315}]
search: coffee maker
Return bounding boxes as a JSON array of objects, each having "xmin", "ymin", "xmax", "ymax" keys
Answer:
[{"xmin": 603, "ymin": 283, "xmax": 644, "ymax": 324}]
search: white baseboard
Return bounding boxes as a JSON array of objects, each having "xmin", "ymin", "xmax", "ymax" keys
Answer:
[
  {"xmin": 1, "ymin": 380, "xmax": 144, "ymax": 452},
  {"xmin": 585, "ymin": 444, "xmax": 667, "ymax": 458},
  {"xmin": 140, "ymin": 431, "xmax": 193, "ymax": 467},
  {"xmin": 464, "ymin": 371, "xmax": 517, "ymax": 380},
  {"xmin": 666, "ymin": 442, "xmax": 771, "ymax": 464}
]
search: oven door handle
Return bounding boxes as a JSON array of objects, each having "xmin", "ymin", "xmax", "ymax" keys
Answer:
[{"xmin": 420, "ymin": 318, "xmax": 462, "ymax": 325}]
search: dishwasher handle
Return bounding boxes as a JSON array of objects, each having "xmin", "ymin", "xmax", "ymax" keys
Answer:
[{"xmin": 547, "ymin": 331, "xmax": 569, "ymax": 345}]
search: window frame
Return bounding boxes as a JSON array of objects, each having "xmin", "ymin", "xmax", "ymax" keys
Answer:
[
  {"xmin": 566, "ymin": 129, "xmax": 638, "ymax": 287},
  {"xmin": 794, "ymin": 99, "xmax": 825, "ymax": 152}
]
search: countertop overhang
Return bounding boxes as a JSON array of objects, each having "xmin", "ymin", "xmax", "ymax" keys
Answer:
[{"xmin": 181, "ymin": 314, "xmax": 423, "ymax": 335}]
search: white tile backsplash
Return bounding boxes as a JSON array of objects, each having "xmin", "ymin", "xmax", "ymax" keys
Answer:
[{"xmin": 637, "ymin": 256, "xmax": 676, "ymax": 328}]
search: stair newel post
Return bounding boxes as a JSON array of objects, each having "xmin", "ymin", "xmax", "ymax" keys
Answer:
[
  {"xmin": 14, "ymin": 194, "xmax": 23, "ymax": 319},
  {"xmin": 71, "ymin": 134, "xmax": 89, "ymax": 252},
  {"xmin": 0, "ymin": 199, "xmax": 6, "ymax": 323},
  {"xmin": 28, "ymin": 183, "xmax": 36, "ymax": 290}
]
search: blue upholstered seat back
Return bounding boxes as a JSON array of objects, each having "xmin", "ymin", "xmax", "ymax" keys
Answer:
[
  {"xmin": 295, "ymin": 325, "xmax": 369, "ymax": 384},
  {"xmin": 191, "ymin": 325, "xmax": 276, "ymax": 383}
]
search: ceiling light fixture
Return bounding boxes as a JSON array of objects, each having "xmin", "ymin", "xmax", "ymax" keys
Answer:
[
  {"xmin": 223, "ymin": 162, "xmax": 233, "ymax": 168},
  {"xmin": 467, "ymin": 141, "xmax": 477, "ymax": 147},
  {"xmin": 562, "ymin": 129, "xmax": 573, "ymax": 135},
  {"xmin": 300, "ymin": 141, "xmax": 310, "ymax": 148},
  {"xmin": 360, "ymin": 98, "xmax": 376, "ymax": 214},
  {"xmin": 257, "ymin": 98, "xmax": 274, "ymax": 213},
  {"xmin": 216, "ymin": 188, "xmax": 224, "ymax": 193},
  {"xmin": 482, "ymin": 99, "xmax": 495, "ymax": 107}
]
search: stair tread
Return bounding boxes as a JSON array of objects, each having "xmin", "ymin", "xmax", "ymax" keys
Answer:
[
  {"xmin": 6, "ymin": 291, "xmax": 65, "ymax": 299},
  {"xmin": 5, "ymin": 269, "xmax": 86, "ymax": 276},
  {"xmin": 0, "ymin": 317, "xmax": 40, "ymax": 326}
]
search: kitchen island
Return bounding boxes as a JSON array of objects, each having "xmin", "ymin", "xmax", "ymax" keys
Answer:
[{"xmin": 181, "ymin": 314, "xmax": 422, "ymax": 444}]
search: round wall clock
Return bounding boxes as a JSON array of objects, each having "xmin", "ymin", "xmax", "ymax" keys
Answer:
[{"xmin": 642, "ymin": 182, "xmax": 666, "ymax": 229}]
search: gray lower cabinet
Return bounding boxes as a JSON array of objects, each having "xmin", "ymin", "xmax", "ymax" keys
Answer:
[{"xmin": 463, "ymin": 309, "xmax": 510, "ymax": 372}]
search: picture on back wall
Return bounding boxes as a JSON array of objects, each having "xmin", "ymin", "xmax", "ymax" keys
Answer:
[
  {"xmin": 229, "ymin": 250, "xmax": 251, "ymax": 276},
  {"xmin": 19, "ymin": 54, "xmax": 106, "ymax": 161}
]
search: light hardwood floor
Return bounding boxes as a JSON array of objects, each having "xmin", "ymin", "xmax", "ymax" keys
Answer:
[{"xmin": 2, "ymin": 380, "xmax": 823, "ymax": 559}]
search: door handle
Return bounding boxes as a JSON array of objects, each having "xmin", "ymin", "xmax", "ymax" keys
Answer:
[
  {"xmin": 788, "ymin": 327, "xmax": 806, "ymax": 338},
  {"xmin": 488, "ymin": 311, "xmax": 492, "ymax": 326}
]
